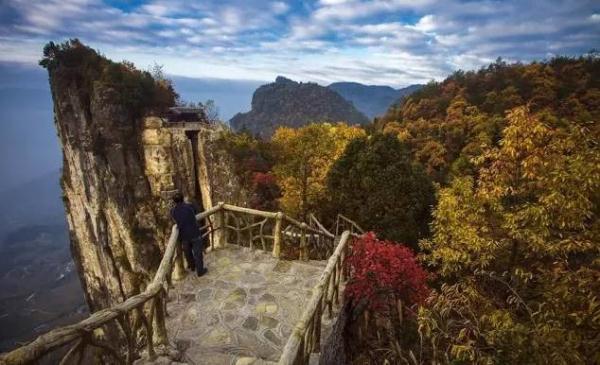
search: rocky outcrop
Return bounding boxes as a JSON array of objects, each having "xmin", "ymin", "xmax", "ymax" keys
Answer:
[
  {"xmin": 230, "ymin": 76, "xmax": 369, "ymax": 139},
  {"xmin": 44, "ymin": 41, "xmax": 245, "ymax": 318}
]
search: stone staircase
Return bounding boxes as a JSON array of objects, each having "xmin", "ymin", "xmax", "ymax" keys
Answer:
[{"xmin": 138, "ymin": 244, "xmax": 337, "ymax": 365}]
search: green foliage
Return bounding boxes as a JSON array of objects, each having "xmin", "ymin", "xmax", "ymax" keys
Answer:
[
  {"xmin": 327, "ymin": 133, "xmax": 435, "ymax": 248},
  {"xmin": 40, "ymin": 39, "xmax": 177, "ymax": 118}
]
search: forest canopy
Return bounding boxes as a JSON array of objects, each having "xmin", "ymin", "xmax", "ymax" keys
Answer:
[{"xmin": 220, "ymin": 55, "xmax": 599, "ymax": 364}]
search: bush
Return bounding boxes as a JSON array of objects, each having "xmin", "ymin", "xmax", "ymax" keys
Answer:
[{"xmin": 345, "ymin": 232, "xmax": 429, "ymax": 312}]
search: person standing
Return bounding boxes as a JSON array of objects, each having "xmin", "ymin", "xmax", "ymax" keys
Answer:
[{"xmin": 170, "ymin": 192, "xmax": 208, "ymax": 277}]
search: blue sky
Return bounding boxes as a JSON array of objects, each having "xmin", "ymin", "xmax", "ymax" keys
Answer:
[{"xmin": 0, "ymin": 0, "xmax": 599, "ymax": 87}]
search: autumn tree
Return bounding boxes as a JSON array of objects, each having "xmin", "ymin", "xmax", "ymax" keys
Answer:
[
  {"xmin": 378, "ymin": 55, "xmax": 600, "ymax": 183},
  {"xmin": 345, "ymin": 232, "xmax": 430, "ymax": 364},
  {"xmin": 327, "ymin": 133, "xmax": 435, "ymax": 248},
  {"xmin": 418, "ymin": 107, "xmax": 600, "ymax": 364},
  {"xmin": 272, "ymin": 122, "xmax": 365, "ymax": 219},
  {"xmin": 216, "ymin": 130, "xmax": 278, "ymax": 208}
]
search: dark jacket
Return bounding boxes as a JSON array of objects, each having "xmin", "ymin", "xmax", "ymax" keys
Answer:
[{"xmin": 171, "ymin": 202, "xmax": 205, "ymax": 241}]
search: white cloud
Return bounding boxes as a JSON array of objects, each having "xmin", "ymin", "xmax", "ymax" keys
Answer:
[
  {"xmin": 412, "ymin": 14, "xmax": 436, "ymax": 32},
  {"xmin": 0, "ymin": 0, "xmax": 597, "ymax": 87},
  {"xmin": 271, "ymin": 1, "xmax": 290, "ymax": 15}
]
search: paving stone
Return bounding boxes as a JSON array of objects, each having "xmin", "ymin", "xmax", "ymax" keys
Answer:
[
  {"xmin": 179, "ymin": 292, "xmax": 195, "ymax": 303},
  {"xmin": 260, "ymin": 293, "xmax": 276, "ymax": 302},
  {"xmin": 224, "ymin": 313, "xmax": 237, "ymax": 323},
  {"xmin": 255, "ymin": 302, "xmax": 278, "ymax": 314},
  {"xmin": 243, "ymin": 317, "xmax": 259, "ymax": 331},
  {"xmin": 235, "ymin": 357, "xmax": 257, "ymax": 365},
  {"xmin": 166, "ymin": 244, "xmax": 342, "ymax": 364},
  {"xmin": 272, "ymin": 261, "xmax": 292, "ymax": 273},
  {"xmin": 259, "ymin": 316, "xmax": 279, "ymax": 329},
  {"xmin": 263, "ymin": 329, "xmax": 282, "ymax": 346}
]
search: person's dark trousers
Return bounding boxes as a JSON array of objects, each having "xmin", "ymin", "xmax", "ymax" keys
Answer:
[{"xmin": 182, "ymin": 237, "xmax": 204, "ymax": 274}]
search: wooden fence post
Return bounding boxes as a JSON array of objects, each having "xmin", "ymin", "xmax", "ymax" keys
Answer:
[
  {"xmin": 216, "ymin": 202, "xmax": 225, "ymax": 248},
  {"xmin": 300, "ymin": 223, "xmax": 308, "ymax": 261},
  {"xmin": 272, "ymin": 212, "xmax": 283, "ymax": 258},
  {"xmin": 153, "ymin": 291, "xmax": 168, "ymax": 345}
]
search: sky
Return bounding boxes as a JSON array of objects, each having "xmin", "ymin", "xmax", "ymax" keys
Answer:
[{"xmin": 0, "ymin": 0, "xmax": 599, "ymax": 87}]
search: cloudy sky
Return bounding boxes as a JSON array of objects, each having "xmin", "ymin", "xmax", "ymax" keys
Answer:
[{"xmin": 0, "ymin": 0, "xmax": 599, "ymax": 87}]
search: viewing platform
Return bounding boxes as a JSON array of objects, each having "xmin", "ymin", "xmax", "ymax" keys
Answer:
[
  {"xmin": 162, "ymin": 244, "xmax": 335, "ymax": 365},
  {"xmin": 0, "ymin": 204, "xmax": 363, "ymax": 365}
]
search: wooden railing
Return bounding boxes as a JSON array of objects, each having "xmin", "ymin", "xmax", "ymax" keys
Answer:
[
  {"xmin": 335, "ymin": 214, "xmax": 365, "ymax": 237},
  {"xmin": 219, "ymin": 203, "xmax": 335, "ymax": 259},
  {"xmin": 278, "ymin": 230, "xmax": 352, "ymax": 365},
  {"xmin": 0, "ymin": 203, "xmax": 336, "ymax": 365}
]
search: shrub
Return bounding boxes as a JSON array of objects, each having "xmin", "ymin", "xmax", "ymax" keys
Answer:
[{"xmin": 345, "ymin": 232, "xmax": 429, "ymax": 312}]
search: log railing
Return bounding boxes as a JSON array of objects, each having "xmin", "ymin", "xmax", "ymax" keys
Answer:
[
  {"xmin": 0, "ymin": 203, "xmax": 336, "ymax": 365},
  {"xmin": 278, "ymin": 230, "xmax": 352, "ymax": 365},
  {"xmin": 335, "ymin": 214, "xmax": 365, "ymax": 237},
  {"xmin": 219, "ymin": 203, "xmax": 335, "ymax": 259}
]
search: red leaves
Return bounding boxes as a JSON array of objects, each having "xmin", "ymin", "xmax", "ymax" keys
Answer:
[
  {"xmin": 252, "ymin": 171, "xmax": 276, "ymax": 186},
  {"xmin": 345, "ymin": 232, "xmax": 430, "ymax": 312},
  {"xmin": 250, "ymin": 172, "xmax": 280, "ymax": 211}
]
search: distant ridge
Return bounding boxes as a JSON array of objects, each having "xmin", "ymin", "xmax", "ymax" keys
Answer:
[
  {"xmin": 328, "ymin": 82, "xmax": 423, "ymax": 119},
  {"xmin": 229, "ymin": 76, "xmax": 369, "ymax": 138}
]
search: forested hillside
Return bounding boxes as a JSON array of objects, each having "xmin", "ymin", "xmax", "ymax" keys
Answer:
[
  {"xmin": 378, "ymin": 56, "xmax": 600, "ymax": 184},
  {"xmin": 221, "ymin": 55, "xmax": 600, "ymax": 364}
]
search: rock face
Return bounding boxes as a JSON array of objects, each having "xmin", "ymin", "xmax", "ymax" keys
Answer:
[
  {"xmin": 328, "ymin": 82, "xmax": 423, "ymax": 119},
  {"xmin": 44, "ymin": 41, "xmax": 245, "ymax": 317},
  {"xmin": 230, "ymin": 76, "xmax": 369, "ymax": 138}
]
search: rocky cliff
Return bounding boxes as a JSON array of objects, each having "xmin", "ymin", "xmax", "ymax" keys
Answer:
[
  {"xmin": 230, "ymin": 76, "xmax": 369, "ymax": 138},
  {"xmin": 42, "ymin": 40, "xmax": 245, "ymax": 317}
]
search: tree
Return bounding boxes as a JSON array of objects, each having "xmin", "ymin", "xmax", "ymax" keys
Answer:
[
  {"xmin": 327, "ymin": 133, "xmax": 435, "ymax": 248},
  {"xmin": 377, "ymin": 55, "xmax": 600, "ymax": 185},
  {"xmin": 271, "ymin": 123, "xmax": 365, "ymax": 220},
  {"xmin": 346, "ymin": 232, "xmax": 430, "ymax": 311},
  {"xmin": 418, "ymin": 107, "xmax": 600, "ymax": 364},
  {"xmin": 344, "ymin": 232, "xmax": 430, "ymax": 364},
  {"xmin": 216, "ymin": 130, "xmax": 278, "ymax": 208},
  {"xmin": 200, "ymin": 99, "xmax": 220, "ymax": 123}
]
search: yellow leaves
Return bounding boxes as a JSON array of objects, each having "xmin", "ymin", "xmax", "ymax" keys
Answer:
[
  {"xmin": 419, "ymin": 105, "xmax": 600, "ymax": 363},
  {"xmin": 271, "ymin": 122, "xmax": 365, "ymax": 218}
]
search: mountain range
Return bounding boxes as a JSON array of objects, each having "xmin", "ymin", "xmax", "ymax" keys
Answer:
[
  {"xmin": 328, "ymin": 82, "xmax": 423, "ymax": 119},
  {"xmin": 230, "ymin": 76, "xmax": 422, "ymax": 137}
]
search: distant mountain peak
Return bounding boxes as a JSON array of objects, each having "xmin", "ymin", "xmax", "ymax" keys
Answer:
[
  {"xmin": 230, "ymin": 77, "xmax": 369, "ymax": 138},
  {"xmin": 328, "ymin": 82, "xmax": 423, "ymax": 119},
  {"xmin": 275, "ymin": 76, "xmax": 296, "ymax": 84}
]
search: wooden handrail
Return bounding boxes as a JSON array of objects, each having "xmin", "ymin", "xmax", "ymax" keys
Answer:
[
  {"xmin": 0, "ymin": 224, "xmax": 180, "ymax": 365},
  {"xmin": 309, "ymin": 214, "xmax": 334, "ymax": 238},
  {"xmin": 222, "ymin": 204, "xmax": 334, "ymax": 238},
  {"xmin": 335, "ymin": 214, "xmax": 364, "ymax": 237},
  {"xmin": 278, "ymin": 231, "xmax": 351, "ymax": 365},
  {"xmin": 221, "ymin": 203, "xmax": 278, "ymax": 219},
  {"xmin": 0, "ymin": 204, "xmax": 338, "ymax": 365}
]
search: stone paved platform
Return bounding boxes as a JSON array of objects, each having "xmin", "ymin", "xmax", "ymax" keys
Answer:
[{"xmin": 163, "ymin": 244, "xmax": 335, "ymax": 365}]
